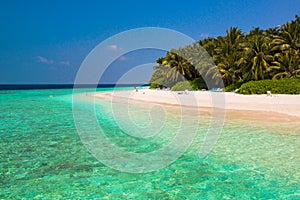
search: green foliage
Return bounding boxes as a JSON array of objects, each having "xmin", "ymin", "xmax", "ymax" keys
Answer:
[
  {"xmin": 189, "ymin": 77, "xmax": 208, "ymax": 90},
  {"xmin": 149, "ymin": 83, "xmax": 161, "ymax": 89},
  {"xmin": 238, "ymin": 79, "xmax": 300, "ymax": 94},
  {"xmin": 171, "ymin": 81, "xmax": 193, "ymax": 91},
  {"xmin": 149, "ymin": 16, "xmax": 300, "ymax": 92},
  {"xmin": 149, "ymin": 78, "xmax": 164, "ymax": 89},
  {"xmin": 225, "ymin": 81, "xmax": 244, "ymax": 92}
]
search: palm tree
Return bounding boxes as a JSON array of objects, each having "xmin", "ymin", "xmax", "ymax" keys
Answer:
[
  {"xmin": 243, "ymin": 33, "xmax": 276, "ymax": 81},
  {"xmin": 272, "ymin": 49, "xmax": 300, "ymax": 79},
  {"xmin": 149, "ymin": 16, "xmax": 300, "ymax": 88},
  {"xmin": 270, "ymin": 15, "xmax": 300, "ymax": 79},
  {"xmin": 213, "ymin": 27, "xmax": 245, "ymax": 85},
  {"xmin": 159, "ymin": 49, "xmax": 198, "ymax": 83},
  {"xmin": 200, "ymin": 37, "xmax": 218, "ymax": 58},
  {"xmin": 265, "ymin": 27, "xmax": 280, "ymax": 38},
  {"xmin": 247, "ymin": 27, "xmax": 264, "ymax": 37},
  {"xmin": 271, "ymin": 15, "xmax": 300, "ymax": 53},
  {"xmin": 184, "ymin": 42, "xmax": 223, "ymax": 88}
]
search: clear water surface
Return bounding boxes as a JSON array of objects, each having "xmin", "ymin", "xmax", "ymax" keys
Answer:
[{"xmin": 0, "ymin": 88, "xmax": 299, "ymax": 199}]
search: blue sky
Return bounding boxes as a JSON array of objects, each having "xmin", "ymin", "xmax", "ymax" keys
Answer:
[{"xmin": 0, "ymin": 0, "xmax": 299, "ymax": 84}]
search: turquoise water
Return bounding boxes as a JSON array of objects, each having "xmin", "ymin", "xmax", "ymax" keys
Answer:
[{"xmin": 1, "ymin": 88, "xmax": 299, "ymax": 199}]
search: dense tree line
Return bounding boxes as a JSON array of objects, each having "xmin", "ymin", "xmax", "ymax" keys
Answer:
[{"xmin": 150, "ymin": 16, "xmax": 300, "ymax": 89}]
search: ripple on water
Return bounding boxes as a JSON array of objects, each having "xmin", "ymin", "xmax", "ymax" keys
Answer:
[{"xmin": 0, "ymin": 88, "xmax": 299, "ymax": 199}]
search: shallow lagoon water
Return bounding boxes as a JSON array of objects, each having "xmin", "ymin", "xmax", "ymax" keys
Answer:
[{"xmin": 1, "ymin": 88, "xmax": 299, "ymax": 199}]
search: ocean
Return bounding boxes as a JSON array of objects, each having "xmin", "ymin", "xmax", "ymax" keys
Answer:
[{"xmin": 0, "ymin": 88, "xmax": 299, "ymax": 199}]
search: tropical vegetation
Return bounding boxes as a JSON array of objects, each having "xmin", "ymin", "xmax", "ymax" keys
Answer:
[
  {"xmin": 238, "ymin": 79, "xmax": 300, "ymax": 94},
  {"xmin": 149, "ymin": 16, "xmax": 300, "ymax": 93},
  {"xmin": 171, "ymin": 81, "xmax": 193, "ymax": 91}
]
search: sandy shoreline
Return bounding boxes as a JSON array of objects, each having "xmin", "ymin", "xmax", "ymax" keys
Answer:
[{"xmin": 94, "ymin": 89, "xmax": 300, "ymax": 121}]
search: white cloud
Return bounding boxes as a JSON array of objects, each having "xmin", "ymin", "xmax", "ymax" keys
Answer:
[
  {"xmin": 107, "ymin": 44, "xmax": 118, "ymax": 50},
  {"xmin": 107, "ymin": 44, "xmax": 123, "ymax": 51},
  {"xmin": 37, "ymin": 56, "xmax": 71, "ymax": 67},
  {"xmin": 118, "ymin": 56, "xmax": 127, "ymax": 61},
  {"xmin": 37, "ymin": 56, "xmax": 54, "ymax": 64},
  {"xmin": 59, "ymin": 61, "xmax": 70, "ymax": 66},
  {"xmin": 199, "ymin": 33, "xmax": 210, "ymax": 38}
]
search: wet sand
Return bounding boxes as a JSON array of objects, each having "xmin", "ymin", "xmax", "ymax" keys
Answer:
[{"xmin": 93, "ymin": 89, "xmax": 300, "ymax": 123}]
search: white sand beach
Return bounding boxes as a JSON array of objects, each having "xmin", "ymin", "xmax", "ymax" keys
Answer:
[{"xmin": 94, "ymin": 89, "xmax": 300, "ymax": 120}]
